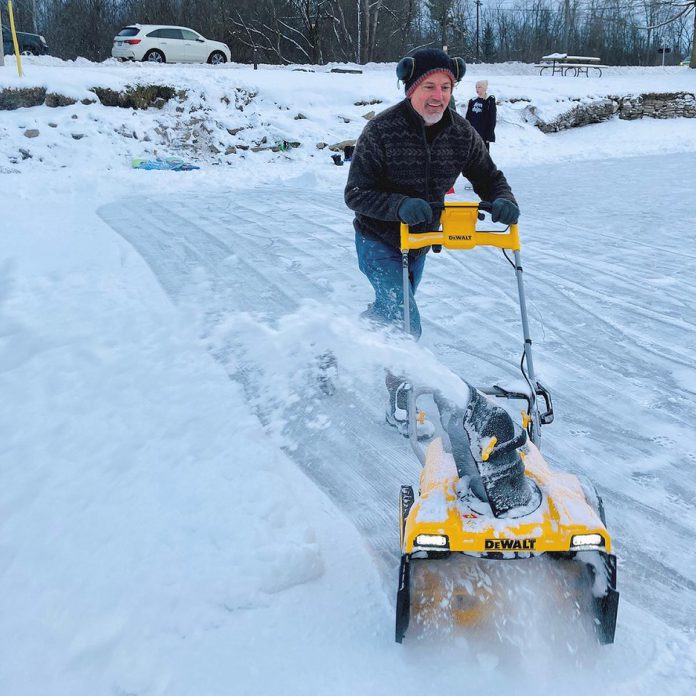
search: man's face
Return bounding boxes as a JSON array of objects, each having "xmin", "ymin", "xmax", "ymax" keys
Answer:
[
  {"xmin": 476, "ymin": 83, "xmax": 486, "ymax": 98},
  {"xmin": 410, "ymin": 72, "xmax": 452, "ymax": 125}
]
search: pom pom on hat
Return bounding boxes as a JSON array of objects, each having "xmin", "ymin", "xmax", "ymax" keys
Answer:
[{"xmin": 396, "ymin": 48, "xmax": 466, "ymax": 97}]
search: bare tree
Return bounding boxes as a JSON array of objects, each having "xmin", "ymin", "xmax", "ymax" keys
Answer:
[
  {"xmin": 635, "ymin": 0, "xmax": 696, "ymax": 66},
  {"xmin": 30, "ymin": 0, "xmax": 695, "ymax": 67}
]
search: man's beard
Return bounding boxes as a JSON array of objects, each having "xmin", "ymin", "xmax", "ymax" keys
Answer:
[{"xmin": 423, "ymin": 110, "xmax": 444, "ymax": 125}]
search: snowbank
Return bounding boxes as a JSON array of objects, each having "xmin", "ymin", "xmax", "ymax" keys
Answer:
[{"xmin": 1, "ymin": 57, "xmax": 695, "ymax": 172}]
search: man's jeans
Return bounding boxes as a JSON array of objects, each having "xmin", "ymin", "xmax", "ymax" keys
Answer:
[{"xmin": 355, "ymin": 231, "xmax": 426, "ymax": 339}]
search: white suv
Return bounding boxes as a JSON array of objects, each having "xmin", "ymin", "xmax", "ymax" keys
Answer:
[{"xmin": 112, "ymin": 24, "xmax": 231, "ymax": 64}]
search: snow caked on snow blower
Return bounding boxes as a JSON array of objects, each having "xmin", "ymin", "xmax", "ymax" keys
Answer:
[{"xmin": 395, "ymin": 202, "xmax": 619, "ymax": 645}]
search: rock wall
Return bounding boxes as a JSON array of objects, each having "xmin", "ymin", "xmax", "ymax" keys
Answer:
[
  {"xmin": 618, "ymin": 92, "xmax": 696, "ymax": 121},
  {"xmin": 530, "ymin": 92, "xmax": 696, "ymax": 133},
  {"xmin": 0, "ymin": 85, "xmax": 182, "ymax": 110}
]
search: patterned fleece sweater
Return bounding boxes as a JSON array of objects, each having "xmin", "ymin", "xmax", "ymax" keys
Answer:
[{"xmin": 344, "ymin": 98, "xmax": 516, "ymax": 251}]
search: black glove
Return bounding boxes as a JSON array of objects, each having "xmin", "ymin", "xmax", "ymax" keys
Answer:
[
  {"xmin": 397, "ymin": 198, "xmax": 433, "ymax": 226},
  {"xmin": 491, "ymin": 198, "xmax": 520, "ymax": 225}
]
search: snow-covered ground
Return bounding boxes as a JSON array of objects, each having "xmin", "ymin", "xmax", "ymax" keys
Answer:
[{"xmin": 1, "ymin": 59, "xmax": 696, "ymax": 695}]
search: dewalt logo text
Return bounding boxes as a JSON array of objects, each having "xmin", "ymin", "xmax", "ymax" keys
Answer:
[{"xmin": 484, "ymin": 538, "xmax": 537, "ymax": 551}]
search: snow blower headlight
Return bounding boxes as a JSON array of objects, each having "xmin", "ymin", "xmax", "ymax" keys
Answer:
[
  {"xmin": 414, "ymin": 534, "xmax": 449, "ymax": 549},
  {"xmin": 570, "ymin": 533, "xmax": 604, "ymax": 548}
]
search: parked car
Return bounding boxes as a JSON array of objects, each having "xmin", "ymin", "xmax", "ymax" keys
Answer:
[
  {"xmin": 2, "ymin": 24, "xmax": 49, "ymax": 55},
  {"xmin": 111, "ymin": 24, "xmax": 230, "ymax": 64},
  {"xmin": 680, "ymin": 56, "xmax": 691, "ymax": 67}
]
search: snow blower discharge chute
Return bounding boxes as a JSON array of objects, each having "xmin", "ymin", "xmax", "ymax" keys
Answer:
[{"xmin": 395, "ymin": 202, "xmax": 619, "ymax": 645}]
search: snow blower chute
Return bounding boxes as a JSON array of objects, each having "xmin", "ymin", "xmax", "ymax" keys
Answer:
[{"xmin": 395, "ymin": 202, "xmax": 619, "ymax": 645}]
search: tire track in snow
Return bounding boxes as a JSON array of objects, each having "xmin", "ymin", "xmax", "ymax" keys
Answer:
[{"xmin": 98, "ymin": 194, "xmax": 419, "ymax": 581}]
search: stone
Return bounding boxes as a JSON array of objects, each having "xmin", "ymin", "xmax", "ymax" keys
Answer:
[
  {"xmin": 71, "ymin": 133, "xmax": 85, "ymax": 140},
  {"xmin": 24, "ymin": 129, "xmax": 40, "ymax": 138},
  {"xmin": 328, "ymin": 139, "xmax": 356, "ymax": 152},
  {"xmin": 362, "ymin": 110, "xmax": 375, "ymax": 120}
]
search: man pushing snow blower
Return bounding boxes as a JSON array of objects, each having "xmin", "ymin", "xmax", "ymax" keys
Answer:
[
  {"xmin": 345, "ymin": 50, "xmax": 619, "ymax": 646},
  {"xmin": 345, "ymin": 48, "xmax": 520, "ymax": 437}
]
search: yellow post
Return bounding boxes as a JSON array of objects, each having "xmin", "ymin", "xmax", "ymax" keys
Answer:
[
  {"xmin": 0, "ymin": 7, "xmax": 4, "ymax": 68},
  {"xmin": 8, "ymin": 0, "xmax": 24, "ymax": 77}
]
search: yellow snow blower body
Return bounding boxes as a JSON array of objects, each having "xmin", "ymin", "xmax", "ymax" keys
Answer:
[{"xmin": 401, "ymin": 438, "xmax": 612, "ymax": 557}]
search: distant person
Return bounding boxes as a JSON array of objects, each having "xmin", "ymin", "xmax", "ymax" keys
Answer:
[{"xmin": 465, "ymin": 79, "xmax": 496, "ymax": 150}]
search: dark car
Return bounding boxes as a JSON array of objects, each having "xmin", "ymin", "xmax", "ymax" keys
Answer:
[{"xmin": 2, "ymin": 24, "xmax": 49, "ymax": 55}]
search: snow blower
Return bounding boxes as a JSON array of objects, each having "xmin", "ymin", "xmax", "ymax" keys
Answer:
[{"xmin": 394, "ymin": 202, "xmax": 619, "ymax": 645}]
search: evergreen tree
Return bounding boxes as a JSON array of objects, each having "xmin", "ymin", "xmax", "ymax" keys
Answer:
[{"xmin": 481, "ymin": 21, "xmax": 496, "ymax": 62}]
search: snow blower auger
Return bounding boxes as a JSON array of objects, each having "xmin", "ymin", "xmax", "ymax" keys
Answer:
[{"xmin": 394, "ymin": 202, "xmax": 619, "ymax": 645}]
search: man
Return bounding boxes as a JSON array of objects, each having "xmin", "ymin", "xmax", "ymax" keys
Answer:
[{"xmin": 344, "ymin": 48, "xmax": 519, "ymax": 435}]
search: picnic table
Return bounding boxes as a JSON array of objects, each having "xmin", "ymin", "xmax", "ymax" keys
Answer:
[{"xmin": 536, "ymin": 53, "xmax": 607, "ymax": 77}]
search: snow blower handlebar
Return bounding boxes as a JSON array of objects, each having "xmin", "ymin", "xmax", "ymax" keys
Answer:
[
  {"xmin": 401, "ymin": 201, "xmax": 547, "ymax": 446},
  {"xmin": 398, "ymin": 201, "xmax": 519, "ymax": 253}
]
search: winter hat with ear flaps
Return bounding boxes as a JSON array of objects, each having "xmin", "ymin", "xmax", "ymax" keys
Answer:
[{"xmin": 396, "ymin": 48, "xmax": 466, "ymax": 97}]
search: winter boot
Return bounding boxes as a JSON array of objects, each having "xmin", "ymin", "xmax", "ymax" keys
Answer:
[{"xmin": 385, "ymin": 380, "xmax": 435, "ymax": 440}]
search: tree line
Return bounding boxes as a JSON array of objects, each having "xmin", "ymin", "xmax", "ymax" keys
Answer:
[{"xmin": 6, "ymin": 0, "xmax": 694, "ymax": 66}]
